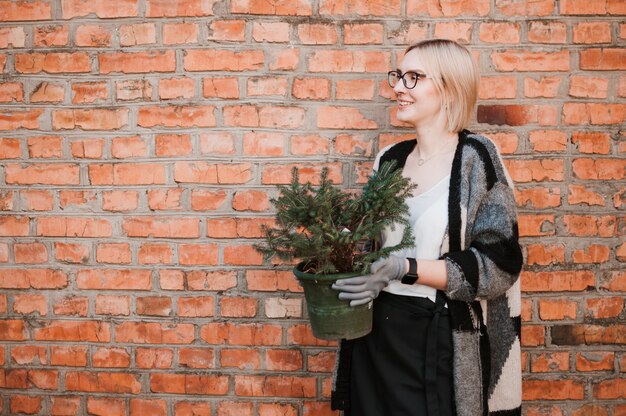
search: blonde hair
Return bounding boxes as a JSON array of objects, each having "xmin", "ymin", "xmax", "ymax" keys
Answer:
[{"xmin": 405, "ymin": 39, "xmax": 479, "ymax": 133}]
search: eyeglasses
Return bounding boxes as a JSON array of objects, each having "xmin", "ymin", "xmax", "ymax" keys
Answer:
[{"xmin": 387, "ymin": 70, "xmax": 430, "ymax": 89}]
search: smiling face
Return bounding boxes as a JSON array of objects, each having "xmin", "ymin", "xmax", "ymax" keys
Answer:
[{"xmin": 393, "ymin": 49, "xmax": 446, "ymax": 129}]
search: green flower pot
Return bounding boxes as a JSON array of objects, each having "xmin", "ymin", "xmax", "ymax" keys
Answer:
[{"xmin": 293, "ymin": 263, "xmax": 373, "ymax": 340}]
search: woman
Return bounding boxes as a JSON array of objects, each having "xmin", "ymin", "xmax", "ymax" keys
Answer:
[{"xmin": 331, "ymin": 39, "xmax": 523, "ymax": 416}]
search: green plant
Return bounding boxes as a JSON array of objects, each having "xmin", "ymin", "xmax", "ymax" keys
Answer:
[{"xmin": 255, "ymin": 161, "xmax": 416, "ymax": 275}]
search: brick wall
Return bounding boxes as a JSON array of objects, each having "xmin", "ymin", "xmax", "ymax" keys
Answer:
[{"xmin": 0, "ymin": 0, "xmax": 624, "ymax": 415}]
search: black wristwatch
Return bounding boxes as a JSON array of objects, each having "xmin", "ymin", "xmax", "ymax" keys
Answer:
[{"xmin": 401, "ymin": 258, "xmax": 419, "ymax": 285}]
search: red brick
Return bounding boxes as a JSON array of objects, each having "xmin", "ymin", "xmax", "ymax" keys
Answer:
[
  {"xmin": 528, "ymin": 130, "xmax": 567, "ymax": 152},
  {"xmin": 523, "ymin": 379, "xmax": 584, "ymax": 400},
  {"xmin": 13, "ymin": 294, "xmax": 47, "ymax": 315},
  {"xmin": 138, "ymin": 105, "xmax": 215, "ymax": 128},
  {"xmin": 19, "ymin": 189, "xmax": 55, "ymax": 211},
  {"xmin": 147, "ymin": 188, "xmax": 183, "ymax": 210},
  {"xmin": 505, "ymin": 159, "xmax": 563, "ymax": 182},
  {"xmin": 253, "ymin": 22, "xmax": 290, "ymax": 42},
  {"xmin": 573, "ymin": 22, "xmax": 612, "ymax": 44},
  {"xmin": 208, "ymin": 20, "xmax": 245, "ymax": 42},
  {"xmin": 203, "ymin": 77, "xmax": 240, "ymax": 99},
  {"xmin": 569, "ymin": 76, "xmax": 609, "ymax": 99},
  {"xmin": 0, "ymin": 138, "xmax": 20, "ymax": 158},
  {"xmin": 344, "ymin": 23, "xmax": 384, "ymax": 44},
  {"xmin": 178, "ymin": 296, "xmax": 214, "ymax": 318},
  {"xmin": 155, "ymin": 134, "xmax": 192, "ymax": 157},
  {"xmin": 287, "ymin": 324, "xmax": 336, "ymax": 346},
  {"xmin": 495, "ymin": 0, "xmax": 554, "ymax": 15},
  {"xmin": 52, "ymin": 108, "xmax": 128, "ymax": 130},
  {"xmin": 77, "ymin": 270, "xmax": 151, "ymax": 290},
  {"xmin": 72, "ymin": 81, "xmax": 107, "ymax": 104},
  {"xmin": 292, "ymin": 78, "xmax": 331, "ymax": 100},
  {"xmin": 573, "ymin": 244, "xmax": 610, "ymax": 264},
  {"xmin": 116, "ymin": 322, "xmax": 194, "ymax": 344},
  {"xmin": 243, "ymin": 132, "xmax": 284, "ymax": 156},
  {"xmin": 130, "ymin": 399, "xmax": 166, "ymax": 416},
  {"xmin": 54, "ymin": 243, "xmax": 89, "ymax": 264},
  {"xmin": 178, "ymin": 348, "xmax": 215, "ymax": 369},
  {"xmin": 232, "ymin": 0, "xmax": 313, "ymax": 15},
  {"xmin": 531, "ymin": 352, "xmax": 570, "ymax": 372},
  {"xmin": 10, "ymin": 395, "xmax": 42, "ymax": 414},
  {"xmin": 190, "ymin": 189, "xmax": 227, "ymax": 211},
  {"xmin": 159, "ymin": 77, "xmax": 195, "ymax": 100},
  {"xmin": 524, "ymin": 76, "xmax": 561, "ymax": 98},
  {"xmin": 0, "ymin": 109, "xmax": 43, "ymax": 130},
  {"xmin": 247, "ymin": 77, "xmax": 288, "ymax": 96},
  {"xmin": 521, "ymin": 270, "xmax": 595, "ymax": 292},
  {"xmin": 87, "ymin": 398, "xmax": 126, "ymax": 416},
  {"xmin": 14, "ymin": 243, "xmax": 47, "ymax": 264},
  {"xmin": 187, "ymin": 271, "xmax": 237, "ymax": 291},
  {"xmin": 265, "ymin": 349, "xmax": 303, "ymax": 371},
  {"xmin": 178, "ymin": 244, "xmax": 219, "ymax": 265},
  {"xmin": 62, "ymin": 0, "xmax": 138, "ymax": 18},
  {"xmin": 568, "ymin": 185, "xmax": 605, "ymax": 206},
  {"xmin": 66, "ymin": 372, "xmax": 140, "ymax": 393},
  {"xmin": 116, "ymin": 79, "xmax": 152, "ymax": 101},
  {"xmin": 36, "ymin": 217, "xmax": 111, "ymax": 237},
  {"xmin": 576, "ymin": 351, "xmax": 615, "ymax": 372},
  {"xmin": 163, "ymin": 22, "xmax": 198, "ymax": 45},
  {"xmin": 235, "ymin": 375, "xmax": 316, "ymax": 397},
  {"xmin": 224, "ymin": 245, "xmax": 264, "ymax": 265},
  {"xmin": 96, "ymin": 243, "xmax": 131, "ymax": 264},
  {"xmin": 232, "ymin": 190, "xmax": 269, "ymax": 212},
  {"xmin": 270, "ymin": 48, "xmax": 299, "ymax": 71},
  {"xmin": 560, "ymin": 0, "xmax": 606, "ymax": 14},
  {"xmin": 174, "ymin": 402, "xmax": 212, "ymax": 415},
  {"xmin": 122, "ymin": 217, "xmax": 199, "ymax": 238},
  {"xmin": 0, "ymin": 269, "xmax": 67, "ymax": 290},
  {"xmin": 75, "ymin": 25, "xmax": 111, "ymax": 47},
  {"xmin": 336, "ymin": 79, "xmax": 375, "ymax": 100},
  {"xmin": 0, "ymin": 1, "xmax": 51, "ymax": 21},
  {"xmin": 259, "ymin": 403, "xmax": 298, "ymax": 416},
  {"xmin": 318, "ymin": 0, "xmax": 403, "ymax": 16},
  {"xmin": 479, "ymin": 22, "xmax": 520, "ymax": 43},
  {"xmin": 585, "ymin": 297, "xmax": 624, "ymax": 319},
  {"xmin": 185, "ymin": 50, "xmax": 263, "ymax": 71},
  {"xmin": 308, "ymin": 50, "xmax": 389, "ymax": 73},
  {"xmin": 150, "ymin": 373, "xmax": 229, "ymax": 395},
  {"xmin": 526, "ymin": 244, "xmax": 565, "ymax": 266},
  {"xmin": 27, "ymin": 136, "xmax": 62, "ymax": 158},
  {"xmin": 12, "ymin": 345, "xmax": 47, "ymax": 365},
  {"xmin": 93, "ymin": 347, "xmax": 131, "ymax": 368},
  {"xmin": 479, "ymin": 77, "xmax": 516, "ymax": 99},
  {"xmin": 0, "ymin": 82, "xmax": 24, "ymax": 103},
  {"xmin": 594, "ymin": 379, "xmax": 626, "ymax": 399},
  {"xmin": 99, "ymin": 50, "xmax": 175, "ymax": 74},
  {"xmin": 102, "ymin": 190, "xmax": 139, "ymax": 211},
  {"xmin": 50, "ymin": 346, "xmax": 87, "ymax": 367},
  {"xmin": 6, "ymin": 163, "xmax": 79, "ymax": 185},
  {"xmin": 220, "ymin": 297, "xmax": 257, "ymax": 318},
  {"xmin": 34, "ymin": 321, "xmax": 110, "ymax": 342},
  {"xmin": 246, "ymin": 270, "xmax": 301, "ymax": 293},
  {"xmin": 538, "ymin": 299, "xmax": 577, "ymax": 320},
  {"xmin": 201, "ymin": 323, "xmax": 282, "ymax": 346},
  {"xmin": 528, "ymin": 21, "xmax": 567, "ymax": 43},
  {"xmin": 16, "ymin": 52, "xmax": 90, "ymax": 73},
  {"xmin": 34, "ymin": 25, "xmax": 68, "ymax": 47},
  {"xmin": 572, "ymin": 132, "xmax": 612, "ymax": 154},
  {"xmin": 580, "ymin": 49, "xmax": 626, "ymax": 70},
  {"xmin": 51, "ymin": 396, "xmax": 81, "ymax": 415},
  {"xmin": 0, "ymin": 217, "xmax": 30, "ymax": 237},
  {"xmin": 53, "ymin": 296, "xmax": 88, "ymax": 316},
  {"xmin": 572, "ymin": 158, "xmax": 625, "ymax": 180},
  {"xmin": 220, "ymin": 348, "xmax": 261, "ymax": 370},
  {"xmin": 492, "ymin": 50, "xmax": 569, "ymax": 71},
  {"xmin": 136, "ymin": 296, "xmax": 172, "ymax": 317},
  {"xmin": 136, "ymin": 348, "xmax": 173, "ymax": 369},
  {"xmin": 297, "ymin": 24, "xmax": 338, "ymax": 44},
  {"xmin": 434, "ymin": 22, "xmax": 473, "ymax": 43}
]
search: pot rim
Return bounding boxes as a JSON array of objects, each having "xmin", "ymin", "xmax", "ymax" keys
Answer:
[{"xmin": 293, "ymin": 261, "xmax": 361, "ymax": 281}]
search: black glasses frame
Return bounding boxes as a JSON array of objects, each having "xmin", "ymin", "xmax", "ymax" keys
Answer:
[{"xmin": 387, "ymin": 70, "xmax": 429, "ymax": 89}]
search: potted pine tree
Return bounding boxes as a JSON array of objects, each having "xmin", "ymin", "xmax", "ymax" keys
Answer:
[{"xmin": 255, "ymin": 161, "xmax": 415, "ymax": 340}]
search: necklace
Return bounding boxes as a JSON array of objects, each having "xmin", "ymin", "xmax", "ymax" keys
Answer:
[{"xmin": 415, "ymin": 140, "xmax": 457, "ymax": 166}]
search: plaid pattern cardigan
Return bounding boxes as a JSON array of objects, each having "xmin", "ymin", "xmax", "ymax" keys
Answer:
[{"xmin": 331, "ymin": 130, "xmax": 524, "ymax": 416}]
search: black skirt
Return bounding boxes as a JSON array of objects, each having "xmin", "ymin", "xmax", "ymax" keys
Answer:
[{"xmin": 345, "ymin": 291, "xmax": 456, "ymax": 416}]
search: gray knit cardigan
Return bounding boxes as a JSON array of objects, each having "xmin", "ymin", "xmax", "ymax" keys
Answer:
[{"xmin": 331, "ymin": 130, "xmax": 524, "ymax": 416}]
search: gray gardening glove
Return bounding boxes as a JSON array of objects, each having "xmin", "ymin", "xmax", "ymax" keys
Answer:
[{"xmin": 331, "ymin": 256, "xmax": 407, "ymax": 307}]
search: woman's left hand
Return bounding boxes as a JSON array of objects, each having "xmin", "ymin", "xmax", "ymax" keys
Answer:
[{"xmin": 332, "ymin": 256, "xmax": 406, "ymax": 307}]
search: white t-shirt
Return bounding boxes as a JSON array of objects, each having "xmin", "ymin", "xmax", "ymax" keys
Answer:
[{"xmin": 383, "ymin": 174, "xmax": 450, "ymax": 303}]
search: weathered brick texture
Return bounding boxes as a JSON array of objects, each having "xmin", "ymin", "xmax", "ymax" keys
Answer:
[{"xmin": 0, "ymin": 0, "xmax": 624, "ymax": 415}]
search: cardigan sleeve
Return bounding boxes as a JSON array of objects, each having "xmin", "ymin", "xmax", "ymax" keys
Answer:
[{"xmin": 443, "ymin": 180, "xmax": 523, "ymax": 302}]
